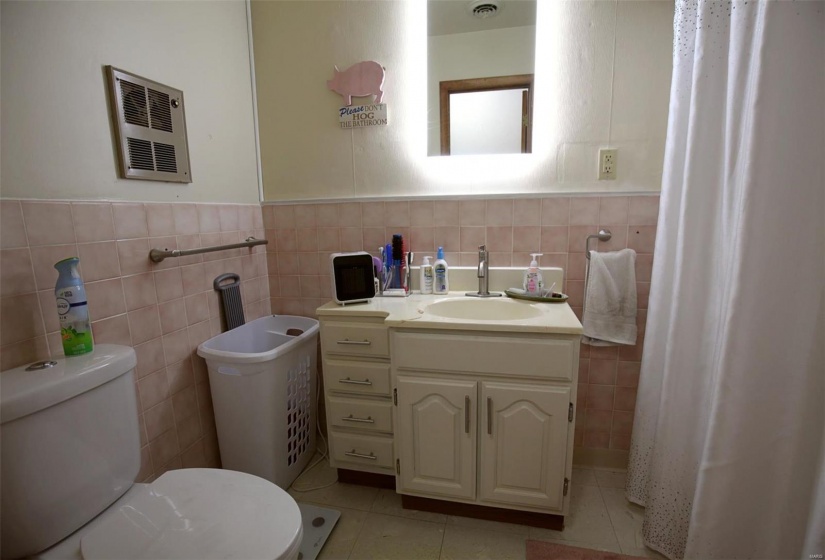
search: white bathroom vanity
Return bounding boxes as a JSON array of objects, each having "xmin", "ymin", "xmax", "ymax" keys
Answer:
[{"xmin": 317, "ymin": 287, "xmax": 582, "ymax": 527}]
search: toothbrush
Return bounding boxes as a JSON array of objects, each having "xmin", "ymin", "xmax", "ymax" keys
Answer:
[
  {"xmin": 392, "ymin": 235, "xmax": 403, "ymax": 289},
  {"xmin": 404, "ymin": 251, "xmax": 414, "ymax": 293},
  {"xmin": 378, "ymin": 246, "xmax": 384, "ymax": 274},
  {"xmin": 384, "ymin": 243, "xmax": 392, "ymax": 287},
  {"xmin": 377, "ymin": 246, "xmax": 385, "ymax": 292},
  {"xmin": 372, "ymin": 255, "xmax": 383, "ymax": 283},
  {"xmin": 400, "ymin": 238, "xmax": 408, "ymax": 291}
]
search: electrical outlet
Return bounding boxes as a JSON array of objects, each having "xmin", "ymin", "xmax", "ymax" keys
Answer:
[{"xmin": 599, "ymin": 149, "xmax": 617, "ymax": 180}]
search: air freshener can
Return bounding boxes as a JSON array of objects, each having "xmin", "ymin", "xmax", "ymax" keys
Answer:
[{"xmin": 54, "ymin": 257, "xmax": 94, "ymax": 356}]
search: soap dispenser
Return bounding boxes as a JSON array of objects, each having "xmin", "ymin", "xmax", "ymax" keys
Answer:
[{"xmin": 523, "ymin": 253, "xmax": 544, "ymax": 295}]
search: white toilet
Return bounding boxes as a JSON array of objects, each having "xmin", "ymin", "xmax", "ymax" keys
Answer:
[{"xmin": 0, "ymin": 344, "xmax": 303, "ymax": 560}]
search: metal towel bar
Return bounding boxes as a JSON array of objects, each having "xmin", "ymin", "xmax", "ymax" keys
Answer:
[{"xmin": 149, "ymin": 237, "xmax": 267, "ymax": 263}]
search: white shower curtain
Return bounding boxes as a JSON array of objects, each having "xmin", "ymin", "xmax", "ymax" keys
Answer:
[{"xmin": 626, "ymin": 1, "xmax": 824, "ymax": 559}]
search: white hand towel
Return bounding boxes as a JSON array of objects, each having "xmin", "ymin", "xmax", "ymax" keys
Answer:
[{"xmin": 582, "ymin": 248, "xmax": 637, "ymax": 346}]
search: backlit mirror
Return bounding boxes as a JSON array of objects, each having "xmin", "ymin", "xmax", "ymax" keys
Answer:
[{"xmin": 427, "ymin": 0, "xmax": 537, "ymax": 157}]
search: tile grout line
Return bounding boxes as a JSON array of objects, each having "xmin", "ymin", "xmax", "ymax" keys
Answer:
[
  {"xmin": 596, "ymin": 481, "xmax": 627, "ymax": 555},
  {"xmin": 344, "ymin": 496, "xmax": 375, "ymax": 560},
  {"xmin": 19, "ymin": 201, "xmax": 51, "ymax": 355},
  {"xmin": 436, "ymin": 515, "xmax": 448, "ymax": 560}
]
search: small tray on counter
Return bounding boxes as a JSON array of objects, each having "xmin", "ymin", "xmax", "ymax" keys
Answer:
[{"xmin": 504, "ymin": 288, "xmax": 569, "ymax": 303}]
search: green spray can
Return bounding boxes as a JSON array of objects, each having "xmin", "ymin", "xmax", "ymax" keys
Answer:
[{"xmin": 54, "ymin": 257, "xmax": 94, "ymax": 356}]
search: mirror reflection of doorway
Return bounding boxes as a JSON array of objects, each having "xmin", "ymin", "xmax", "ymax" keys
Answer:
[{"xmin": 439, "ymin": 74, "xmax": 533, "ymax": 156}]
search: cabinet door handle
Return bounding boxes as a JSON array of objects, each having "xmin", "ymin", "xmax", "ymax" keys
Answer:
[
  {"xmin": 342, "ymin": 415, "xmax": 375, "ymax": 424},
  {"xmin": 337, "ymin": 339, "xmax": 371, "ymax": 345},
  {"xmin": 465, "ymin": 396, "xmax": 470, "ymax": 434},
  {"xmin": 487, "ymin": 397, "xmax": 493, "ymax": 435},
  {"xmin": 345, "ymin": 450, "xmax": 377, "ymax": 460},
  {"xmin": 339, "ymin": 377, "xmax": 372, "ymax": 386}
]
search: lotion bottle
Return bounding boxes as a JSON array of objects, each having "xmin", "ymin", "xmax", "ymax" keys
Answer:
[
  {"xmin": 523, "ymin": 253, "xmax": 544, "ymax": 295},
  {"xmin": 433, "ymin": 247, "xmax": 449, "ymax": 294},
  {"xmin": 420, "ymin": 256, "xmax": 434, "ymax": 294}
]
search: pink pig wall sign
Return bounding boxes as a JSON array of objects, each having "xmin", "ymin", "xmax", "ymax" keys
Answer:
[
  {"xmin": 327, "ymin": 61, "xmax": 384, "ymax": 105},
  {"xmin": 328, "ymin": 61, "xmax": 388, "ymax": 129}
]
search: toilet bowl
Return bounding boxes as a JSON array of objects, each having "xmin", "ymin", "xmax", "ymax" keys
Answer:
[{"xmin": 0, "ymin": 345, "xmax": 303, "ymax": 560}]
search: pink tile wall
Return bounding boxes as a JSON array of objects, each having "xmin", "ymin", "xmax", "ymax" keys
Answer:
[
  {"xmin": 0, "ymin": 200, "xmax": 268, "ymax": 481},
  {"xmin": 263, "ymin": 195, "xmax": 660, "ymax": 452}
]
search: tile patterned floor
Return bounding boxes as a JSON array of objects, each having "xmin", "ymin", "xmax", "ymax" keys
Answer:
[{"xmin": 288, "ymin": 457, "xmax": 667, "ymax": 560}]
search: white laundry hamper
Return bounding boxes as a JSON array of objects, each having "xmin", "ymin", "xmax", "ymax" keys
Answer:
[{"xmin": 197, "ymin": 315, "xmax": 319, "ymax": 489}]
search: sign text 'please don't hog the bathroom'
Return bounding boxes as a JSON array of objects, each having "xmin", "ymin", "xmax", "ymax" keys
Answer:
[{"xmin": 338, "ymin": 104, "xmax": 388, "ymax": 129}]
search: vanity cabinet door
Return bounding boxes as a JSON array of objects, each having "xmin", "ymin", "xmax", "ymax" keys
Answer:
[
  {"xmin": 479, "ymin": 382, "xmax": 570, "ymax": 511},
  {"xmin": 396, "ymin": 376, "xmax": 477, "ymax": 500}
]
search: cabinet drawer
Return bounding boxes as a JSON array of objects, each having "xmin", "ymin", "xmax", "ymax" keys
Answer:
[
  {"xmin": 324, "ymin": 359, "xmax": 391, "ymax": 396},
  {"xmin": 330, "ymin": 432, "xmax": 394, "ymax": 469},
  {"xmin": 321, "ymin": 323, "xmax": 389, "ymax": 358},
  {"xmin": 393, "ymin": 332, "xmax": 576, "ymax": 381},
  {"xmin": 327, "ymin": 396, "xmax": 393, "ymax": 433}
]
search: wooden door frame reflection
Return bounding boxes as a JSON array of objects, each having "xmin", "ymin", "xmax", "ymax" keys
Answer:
[{"xmin": 439, "ymin": 74, "xmax": 534, "ymax": 156}]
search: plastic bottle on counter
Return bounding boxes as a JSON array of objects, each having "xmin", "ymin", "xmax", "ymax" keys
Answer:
[
  {"xmin": 433, "ymin": 247, "xmax": 449, "ymax": 294},
  {"xmin": 523, "ymin": 253, "xmax": 544, "ymax": 295},
  {"xmin": 420, "ymin": 256, "xmax": 434, "ymax": 294}
]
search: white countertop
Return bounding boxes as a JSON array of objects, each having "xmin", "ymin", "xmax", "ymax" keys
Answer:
[{"xmin": 316, "ymin": 293, "xmax": 583, "ymax": 335}]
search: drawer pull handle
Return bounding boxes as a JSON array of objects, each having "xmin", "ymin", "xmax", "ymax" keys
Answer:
[
  {"xmin": 345, "ymin": 450, "xmax": 377, "ymax": 460},
  {"xmin": 339, "ymin": 377, "xmax": 372, "ymax": 386},
  {"xmin": 487, "ymin": 397, "xmax": 493, "ymax": 435},
  {"xmin": 464, "ymin": 395, "xmax": 470, "ymax": 434},
  {"xmin": 342, "ymin": 415, "xmax": 375, "ymax": 424},
  {"xmin": 337, "ymin": 339, "xmax": 371, "ymax": 346}
]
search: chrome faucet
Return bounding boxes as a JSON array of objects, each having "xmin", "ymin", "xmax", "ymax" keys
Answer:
[{"xmin": 466, "ymin": 245, "xmax": 502, "ymax": 298}]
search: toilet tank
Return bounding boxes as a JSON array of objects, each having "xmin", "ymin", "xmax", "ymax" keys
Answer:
[{"xmin": 0, "ymin": 344, "xmax": 140, "ymax": 559}]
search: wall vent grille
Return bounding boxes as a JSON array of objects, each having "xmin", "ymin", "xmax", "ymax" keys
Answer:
[
  {"xmin": 107, "ymin": 66, "xmax": 191, "ymax": 183},
  {"xmin": 148, "ymin": 88, "xmax": 174, "ymax": 133},
  {"xmin": 121, "ymin": 80, "xmax": 150, "ymax": 128},
  {"xmin": 154, "ymin": 143, "xmax": 178, "ymax": 173},
  {"xmin": 126, "ymin": 138, "xmax": 154, "ymax": 171}
]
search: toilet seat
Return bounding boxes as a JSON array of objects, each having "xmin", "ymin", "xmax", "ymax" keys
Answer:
[{"xmin": 79, "ymin": 469, "xmax": 302, "ymax": 560}]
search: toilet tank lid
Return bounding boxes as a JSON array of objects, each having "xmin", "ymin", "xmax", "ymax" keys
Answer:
[{"xmin": 1, "ymin": 344, "xmax": 137, "ymax": 424}]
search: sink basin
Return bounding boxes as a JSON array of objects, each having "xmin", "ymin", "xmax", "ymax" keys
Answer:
[{"xmin": 424, "ymin": 298, "xmax": 543, "ymax": 321}]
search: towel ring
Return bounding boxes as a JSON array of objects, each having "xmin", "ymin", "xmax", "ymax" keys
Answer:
[
  {"xmin": 585, "ymin": 229, "xmax": 612, "ymax": 259},
  {"xmin": 583, "ymin": 229, "xmax": 612, "ymax": 317}
]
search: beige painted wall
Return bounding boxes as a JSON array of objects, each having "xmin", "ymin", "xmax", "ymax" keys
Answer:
[
  {"xmin": 1, "ymin": 1, "xmax": 260, "ymax": 204},
  {"xmin": 253, "ymin": 0, "xmax": 673, "ymax": 201}
]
